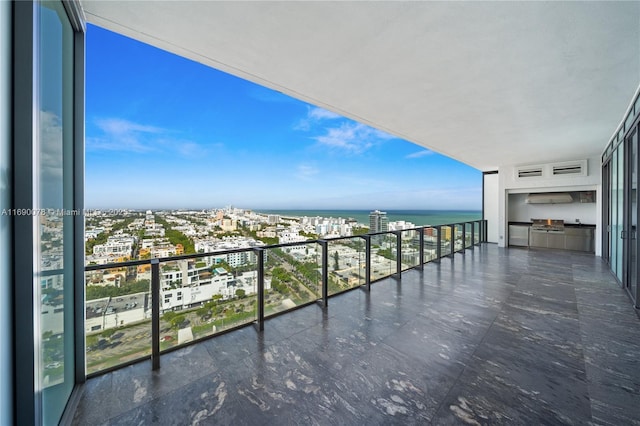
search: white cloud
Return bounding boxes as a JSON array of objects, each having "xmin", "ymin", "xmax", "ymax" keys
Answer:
[
  {"xmin": 96, "ymin": 118, "xmax": 164, "ymax": 135},
  {"xmin": 296, "ymin": 164, "xmax": 319, "ymax": 180},
  {"xmin": 87, "ymin": 118, "xmax": 164, "ymax": 152},
  {"xmin": 295, "ymin": 106, "xmax": 342, "ymax": 130},
  {"xmin": 313, "ymin": 122, "xmax": 395, "ymax": 154},
  {"xmin": 88, "ymin": 117, "xmax": 209, "ymax": 157},
  {"xmin": 406, "ymin": 149, "xmax": 434, "ymax": 159},
  {"xmin": 308, "ymin": 107, "xmax": 341, "ymax": 121}
]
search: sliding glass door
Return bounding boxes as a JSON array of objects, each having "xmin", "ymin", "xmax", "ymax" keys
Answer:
[
  {"xmin": 625, "ymin": 128, "xmax": 638, "ymax": 305},
  {"xmin": 14, "ymin": 1, "xmax": 83, "ymax": 424},
  {"xmin": 38, "ymin": 2, "xmax": 76, "ymax": 423},
  {"xmin": 603, "ymin": 103, "xmax": 640, "ymax": 308},
  {"xmin": 609, "ymin": 145, "xmax": 622, "ymax": 281}
]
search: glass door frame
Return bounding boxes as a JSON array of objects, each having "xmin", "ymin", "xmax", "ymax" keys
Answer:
[
  {"xmin": 624, "ymin": 124, "xmax": 639, "ymax": 307},
  {"xmin": 13, "ymin": 1, "xmax": 85, "ymax": 425},
  {"xmin": 602, "ymin": 161, "xmax": 610, "ymax": 264}
]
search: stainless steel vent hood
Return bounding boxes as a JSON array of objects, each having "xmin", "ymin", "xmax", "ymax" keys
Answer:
[{"xmin": 526, "ymin": 193, "xmax": 573, "ymax": 204}]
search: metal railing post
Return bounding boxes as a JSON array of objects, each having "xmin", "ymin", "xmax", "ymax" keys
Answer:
[
  {"xmin": 151, "ymin": 259, "xmax": 160, "ymax": 371},
  {"xmin": 435, "ymin": 225, "xmax": 442, "ymax": 262},
  {"xmin": 418, "ymin": 227, "xmax": 424, "ymax": 270},
  {"xmin": 449, "ymin": 225, "xmax": 455, "ymax": 260},
  {"xmin": 471, "ymin": 222, "xmax": 475, "ymax": 248},
  {"xmin": 320, "ymin": 240, "xmax": 328, "ymax": 307},
  {"xmin": 363, "ymin": 235, "xmax": 371, "ymax": 291},
  {"xmin": 395, "ymin": 231, "xmax": 402, "ymax": 278},
  {"xmin": 255, "ymin": 248, "xmax": 265, "ymax": 331},
  {"xmin": 483, "ymin": 219, "xmax": 488, "ymax": 242},
  {"xmin": 461, "ymin": 223, "xmax": 466, "ymax": 254}
]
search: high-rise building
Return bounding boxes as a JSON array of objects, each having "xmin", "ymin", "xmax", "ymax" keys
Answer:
[{"xmin": 369, "ymin": 210, "xmax": 389, "ymax": 233}]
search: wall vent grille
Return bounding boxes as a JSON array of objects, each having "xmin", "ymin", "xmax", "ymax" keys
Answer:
[
  {"xmin": 517, "ymin": 168, "xmax": 543, "ymax": 178},
  {"xmin": 514, "ymin": 160, "xmax": 588, "ymax": 180},
  {"xmin": 552, "ymin": 164, "xmax": 583, "ymax": 175}
]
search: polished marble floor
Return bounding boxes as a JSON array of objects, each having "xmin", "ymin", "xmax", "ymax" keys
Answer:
[{"xmin": 71, "ymin": 245, "xmax": 640, "ymax": 425}]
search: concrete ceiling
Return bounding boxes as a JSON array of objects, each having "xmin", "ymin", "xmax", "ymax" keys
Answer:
[{"xmin": 80, "ymin": 1, "xmax": 640, "ymax": 171}]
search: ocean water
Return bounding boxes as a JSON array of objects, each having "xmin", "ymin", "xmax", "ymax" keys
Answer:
[{"xmin": 257, "ymin": 209, "xmax": 481, "ymax": 226}]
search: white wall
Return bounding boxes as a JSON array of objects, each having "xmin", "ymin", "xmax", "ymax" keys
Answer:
[
  {"xmin": 497, "ymin": 156, "xmax": 602, "ymax": 256},
  {"xmin": 483, "ymin": 173, "xmax": 499, "ymax": 243},
  {"xmin": 0, "ymin": 0, "xmax": 11, "ymax": 423}
]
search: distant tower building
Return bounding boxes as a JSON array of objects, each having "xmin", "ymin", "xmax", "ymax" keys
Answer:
[
  {"xmin": 268, "ymin": 215, "xmax": 280, "ymax": 225},
  {"xmin": 369, "ymin": 210, "xmax": 389, "ymax": 233}
]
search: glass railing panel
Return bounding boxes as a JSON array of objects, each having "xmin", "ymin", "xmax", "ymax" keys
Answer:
[
  {"xmin": 400, "ymin": 229, "xmax": 420, "ymax": 271},
  {"xmin": 264, "ymin": 243, "xmax": 321, "ymax": 318},
  {"xmin": 465, "ymin": 223, "xmax": 472, "ymax": 248},
  {"xmin": 327, "ymin": 237, "xmax": 365, "ymax": 296},
  {"xmin": 474, "ymin": 221, "xmax": 481, "ymax": 245},
  {"xmin": 158, "ymin": 252, "xmax": 257, "ymax": 353},
  {"xmin": 85, "ymin": 264, "xmax": 151, "ymax": 374},
  {"xmin": 370, "ymin": 232, "xmax": 396, "ymax": 281},
  {"xmin": 454, "ymin": 224, "xmax": 464, "ymax": 252},
  {"xmin": 441, "ymin": 226, "xmax": 452, "ymax": 256},
  {"xmin": 423, "ymin": 227, "xmax": 438, "ymax": 263}
]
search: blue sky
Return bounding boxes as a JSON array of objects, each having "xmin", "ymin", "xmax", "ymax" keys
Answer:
[{"xmin": 86, "ymin": 24, "xmax": 481, "ymax": 210}]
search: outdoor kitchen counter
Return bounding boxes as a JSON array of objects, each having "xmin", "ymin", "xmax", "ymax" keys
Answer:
[
  {"xmin": 508, "ymin": 222, "xmax": 596, "ymax": 228},
  {"xmin": 507, "ymin": 222, "xmax": 595, "ymax": 252}
]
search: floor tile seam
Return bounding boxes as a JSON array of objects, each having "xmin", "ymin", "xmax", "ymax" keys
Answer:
[
  {"xmin": 103, "ymin": 362, "xmax": 241, "ymax": 425},
  {"xmin": 427, "ymin": 255, "xmax": 577, "ymax": 424},
  {"xmin": 428, "ymin": 265, "xmax": 518, "ymax": 424},
  {"xmin": 198, "ymin": 309, "xmax": 338, "ymax": 374},
  {"xmin": 96, "ymin": 371, "xmax": 208, "ymax": 424},
  {"xmin": 572, "ymin": 268, "xmax": 602, "ymax": 425},
  {"xmin": 202, "ymin": 340, "xmax": 256, "ymax": 369},
  {"xmin": 270, "ymin": 305, "xmax": 378, "ymax": 349},
  {"xmin": 199, "ymin": 328, "xmax": 267, "ymax": 365}
]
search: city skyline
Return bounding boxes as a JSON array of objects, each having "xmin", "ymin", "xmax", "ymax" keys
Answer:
[{"xmin": 86, "ymin": 24, "xmax": 482, "ymax": 210}]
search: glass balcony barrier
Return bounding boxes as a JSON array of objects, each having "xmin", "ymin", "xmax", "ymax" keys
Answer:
[
  {"xmin": 423, "ymin": 227, "xmax": 438, "ymax": 263},
  {"xmin": 369, "ymin": 231, "xmax": 397, "ymax": 281},
  {"xmin": 84, "ymin": 260, "xmax": 152, "ymax": 375},
  {"xmin": 441, "ymin": 225, "xmax": 453, "ymax": 257},
  {"xmin": 465, "ymin": 223, "xmax": 472, "ymax": 248},
  {"xmin": 400, "ymin": 229, "xmax": 421, "ymax": 271},
  {"xmin": 454, "ymin": 224, "xmax": 463, "ymax": 253},
  {"xmin": 264, "ymin": 242, "xmax": 322, "ymax": 318},
  {"xmin": 327, "ymin": 237, "xmax": 366, "ymax": 296},
  {"xmin": 84, "ymin": 220, "xmax": 487, "ymax": 376},
  {"xmin": 158, "ymin": 252, "xmax": 258, "ymax": 353}
]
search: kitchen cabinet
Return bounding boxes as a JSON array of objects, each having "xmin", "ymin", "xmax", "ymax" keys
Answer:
[
  {"xmin": 564, "ymin": 227, "xmax": 595, "ymax": 252},
  {"xmin": 529, "ymin": 228, "xmax": 594, "ymax": 252},
  {"xmin": 510, "ymin": 223, "xmax": 595, "ymax": 252}
]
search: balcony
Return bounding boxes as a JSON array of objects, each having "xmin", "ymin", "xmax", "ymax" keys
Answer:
[{"xmin": 72, "ymin": 223, "xmax": 640, "ymax": 424}]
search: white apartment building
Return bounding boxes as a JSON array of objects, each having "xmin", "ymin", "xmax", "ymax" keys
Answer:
[
  {"xmin": 85, "ymin": 227, "xmax": 105, "ymax": 240},
  {"xmin": 160, "ymin": 265, "xmax": 269, "ymax": 312},
  {"xmin": 144, "ymin": 224, "xmax": 165, "ymax": 237},
  {"xmin": 220, "ymin": 218, "xmax": 237, "ymax": 232},
  {"xmin": 195, "ymin": 237, "xmax": 266, "ymax": 267},
  {"xmin": 92, "ymin": 235, "xmax": 136, "ymax": 258},
  {"xmin": 278, "ymin": 231, "xmax": 308, "ymax": 245}
]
